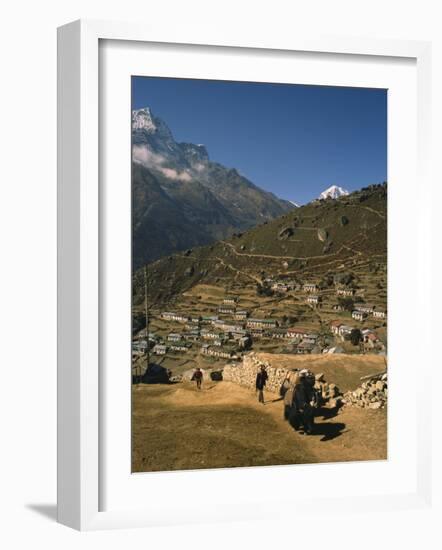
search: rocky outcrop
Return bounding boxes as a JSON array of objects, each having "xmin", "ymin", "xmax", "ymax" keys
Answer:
[{"xmin": 343, "ymin": 372, "xmax": 387, "ymax": 409}]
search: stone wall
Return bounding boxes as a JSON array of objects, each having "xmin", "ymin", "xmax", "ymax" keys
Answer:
[
  {"xmin": 223, "ymin": 353, "xmax": 294, "ymax": 394},
  {"xmin": 343, "ymin": 372, "xmax": 387, "ymax": 409},
  {"xmin": 223, "ymin": 352, "xmax": 342, "ymax": 405}
]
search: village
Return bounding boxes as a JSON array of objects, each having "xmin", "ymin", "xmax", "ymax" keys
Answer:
[{"xmin": 132, "ymin": 274, "xmax": 387, "ymax": 380}]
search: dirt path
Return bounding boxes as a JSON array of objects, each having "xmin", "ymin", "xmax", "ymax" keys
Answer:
[
  {"xmin": 132, "ymin": 381, "xmax": 387, "ymax": 472},
  {"xmin": 214, "ymin": 255, "xmax": 262, "ymax": 284},
  {"xmin": 346, "ymin": 204, "xmax": 386, "ymax": 220},
  {"xmin": 221, "ymin": 240, "xmax": 362, "ymax": 263}
]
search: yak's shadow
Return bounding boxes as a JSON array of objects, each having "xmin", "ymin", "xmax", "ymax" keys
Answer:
[
  {"xmin": 312, "ymin": 422, "xmax": 347, "ymax": 442},
  {"xmin": 287, "ymin": 408, "xmax": 347, "ymax": 442}
]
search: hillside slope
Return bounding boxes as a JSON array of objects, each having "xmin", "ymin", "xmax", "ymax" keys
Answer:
[{"xmin": 133, "ymin": 183, "xmax": 387, "ymax": 307}]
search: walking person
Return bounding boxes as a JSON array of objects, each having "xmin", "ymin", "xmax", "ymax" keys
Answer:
[
  {"xmin": 283, "ymin": 371, "xmax": 299, "ymax": 421},
  {"xmin": 291, "ymin": 377, "xmax": 307, "ymax": 431},
  {"xmin": 299, "ymin": 369, "xmax": 318, "ymax": 435},
  {"xmin": 191, "ymin": 367, "xmax": 203, "ymax": 390},
  {"xmin": 255, "ymin": 365, "xmax": 268, "ymax": 404}
]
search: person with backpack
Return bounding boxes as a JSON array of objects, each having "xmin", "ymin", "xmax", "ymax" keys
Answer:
[
  {"xmin": 299, "ymin": 369, "xmax": 318, "ymax": 435},
  {"xmin": 191, "ymin": 367, "xmax": 203, "ymax": 390},
  {"xmin": 255, "ymin": 365, "xmax": 268, "ymax": 404},
  {"xmin": 283, "ymin": 371, "xmax": 300, "ymax": 421}
]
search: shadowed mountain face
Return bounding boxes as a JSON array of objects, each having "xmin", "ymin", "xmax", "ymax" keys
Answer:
[{"xmin": 132, "ymin": 107, "xmax": 294, "ymax": 268}]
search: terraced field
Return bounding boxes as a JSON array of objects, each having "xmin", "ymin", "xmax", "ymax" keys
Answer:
[{"xmin": 132, "ymin": 184, "xmax": 387, "ymax": 379}]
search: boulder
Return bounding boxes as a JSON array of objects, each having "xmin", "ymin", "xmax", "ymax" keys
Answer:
[
  {"xmin": 278, "ymin": 226, "xmax": 294, "ymax": 240},
  {"xmin": 142, "ymin": 363, "xmax": 170, "ymax": 384},
  {"xmin": 317, "ymin": 228, "xmax": 328, "ymax": 242}
]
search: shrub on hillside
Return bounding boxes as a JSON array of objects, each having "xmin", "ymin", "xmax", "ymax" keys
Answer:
[
  {"xmin": 350, "ymin": 328, "xmax": 363, "ymax": 346},
  {"xmin": 333, "ymin": 272, "xmax": 354, "ymax": 286},
  {"xmin": 337, "ymin": 297, "xmax": 354, "ymax": 311}
]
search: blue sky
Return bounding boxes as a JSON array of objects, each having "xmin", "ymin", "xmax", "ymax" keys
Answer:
[{"xmin": 132, "ymin": 77, "xmax": 387, "ymax": 204}]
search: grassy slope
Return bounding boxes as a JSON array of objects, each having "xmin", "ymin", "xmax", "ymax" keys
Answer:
[{"xmin": 133, "ymin": 184, "xmax": 387, "ymax": 307}]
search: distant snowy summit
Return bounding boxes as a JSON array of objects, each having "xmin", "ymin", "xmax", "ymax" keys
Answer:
[{"xmin": 318, "ymin": 185, "xmax": 349, "ymax": 200}]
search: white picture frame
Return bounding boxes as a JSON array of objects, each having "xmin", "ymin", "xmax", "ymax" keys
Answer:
[{"xmin": 57, "ymin": 19, "xmax": 433, "ymax": 531}]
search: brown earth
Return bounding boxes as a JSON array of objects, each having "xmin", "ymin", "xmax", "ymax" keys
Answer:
[{"xmin": 132, "ymin": 378, "xmax": 387, "ymax": 473}]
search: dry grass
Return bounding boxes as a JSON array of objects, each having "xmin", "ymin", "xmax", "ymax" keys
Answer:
[{"xmin": 132, "ymin": 378, "xmax": 387, "ymax": 473}]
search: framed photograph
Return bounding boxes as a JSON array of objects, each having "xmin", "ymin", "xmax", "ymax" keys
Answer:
[{"xmin": 57, "ymin": 20, "xmax": 432, "ymax": 530}]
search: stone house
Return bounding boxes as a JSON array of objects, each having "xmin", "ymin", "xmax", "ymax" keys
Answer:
[
  {"xmin": 296, "ymin": 341, "xmax": 314, "ymax": 354},
  {"xmin": 213, "ymin": 320, "xmax": 244, "ymax": 332},
  {"xmin": 271, "ymin": 282, "xmax": 288, "ymax": 292},
  {"xmin": 306, "ymin": 295, "xmax": 321, "ymax": 305},
  {"xmin": 230, "ymin": 328, "xmax": 248, "ymax": 339},
  {"xmin": 338, "ymin": 325, "xmax": 354, "ymax": 338},
  {"xmin": 223, "ymin": 297, "xmax": 238, "ymax": 305},
  {"xmin": 330, "ymin": 320, "xmax": 343, "ymax": 335},
  {"xmin": 200, "ymin": 345, "xmax": 235, "ymax": 359},
  {"xmin": 132, "ymin": 339, "xmax": 148, "ymax": 353},
  {"xmin": 356, "ymin": 304, "xmax": 375, "ymax": 314},
  {"xmin": 352, "ymin": 310, "xmax": 367, "ymax": 321},
  {"xmin": 181, "ymin": 331, "xmax": 200, "ymax": 342},
  {"xmin": 234, "ymin": 310, "xmax": 249, "ymax": 320},
  {"xmin": 246, "ymin": 318, "xmax": 278, "ymax": 329},
  {"xmin": 201, "ymin": 329, "xmax": 223, "ymax": 340},
  {"xmin": 336, "ymin": 288, "xmax": 355, "ymax": 297},
  {"xmin": 201, "ymin": 315, "xmax": 218, "ymax": 324},
  {"xmin": 286, "ymin": 328, "xmax": 309, "ymax": 340},
  {"xmin": 160, "ymin": 312, "xmax": 189, "ymax": 323},
  {"xmin": 218, "ymin": 305, "xmax": 236, "ymax": 315},
  {"xmin": 169, "ymin": 343, "xmax": 190, "ymax": 352},
  {"xmin": 167, "ymin": 333, "xmax": 182, "ymax": 342},
  {"xmin": 303, "ymin": 283, "xmax": 317, "ymax": 293},
  {"xmin": 152, "ymin": 344, "xmax": 167, "ymax": 355},
  {"xmin": 373, "ymin": 309, "xmax": 387, "ymax": 319},
  {"xmin": 269, "ymin": 328, "xmax": 288, "ymax": 339}
]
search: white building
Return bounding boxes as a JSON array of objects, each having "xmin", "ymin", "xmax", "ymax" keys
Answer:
[
  {"xmin": 303, "ymin": 283, "xmax": 317, "ymax": 293},
  {"xmin": 352, "ymin": 310, "xmax": 367, "ymax": 321},
  {"xmin": 152, "ymin": 344, "xmax": 167, "ymax": 355}
]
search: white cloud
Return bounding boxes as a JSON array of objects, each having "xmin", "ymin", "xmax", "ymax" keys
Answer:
[
  {"xmin": 133, "ymin": 145, "xmax": 192, "ymax": 182},
  {"xmin": 132, "ymin": 145, "xmax": 164, "ymax": 166},
  {"xmin": 159, "ymin": 167, "xmax": 192, "ymax": 181}
]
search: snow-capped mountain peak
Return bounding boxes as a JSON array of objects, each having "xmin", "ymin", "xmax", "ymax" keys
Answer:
[
  {"xmin": 318, "ymin": 185, "xmax": 349, "ymax": 200},
  {"xmin": 132, "ymin": 107, "xmax": 156, "ymax": 132}
]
